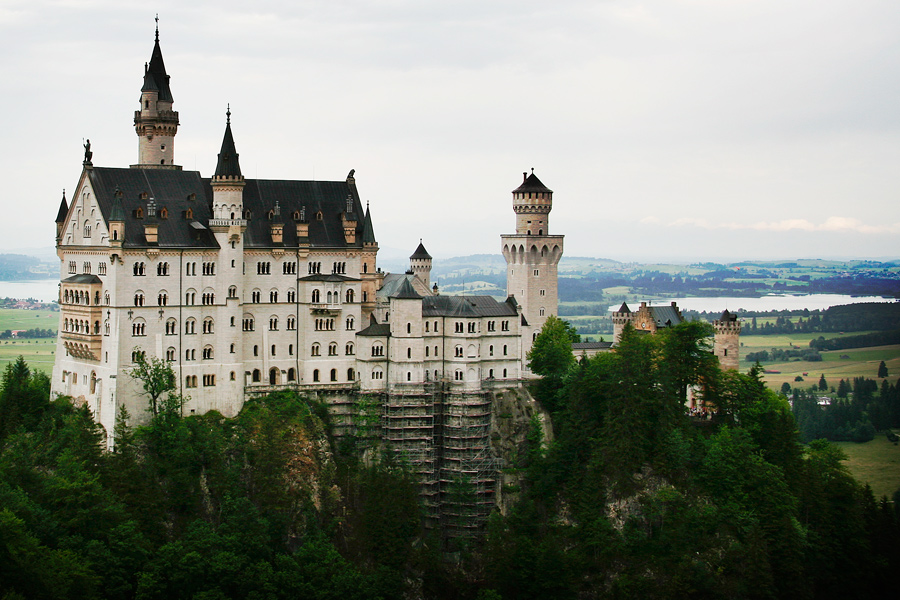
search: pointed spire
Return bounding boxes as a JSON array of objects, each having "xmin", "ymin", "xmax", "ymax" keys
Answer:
[
  {"xmin": 143, "ymin": 17, "xmax": 173, "ymax": 102},
  {"xmin": 361, "ymin": 201, "xmax": 376, "ymax": 244},
  {"xmin": 55, "ymin": 190, "xmax": 68, "ymax": 223},
  {"xmin": 214, "ymin": 105, "xmax": 243, "ymax": 178}
]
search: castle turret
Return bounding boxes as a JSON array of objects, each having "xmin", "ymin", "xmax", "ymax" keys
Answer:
[
  {"xmin": 55, "ymin": 190, "xmax": 68, "ymax": 242},
  {"xmin": 409, "ymin": 240, "xmax": 432, "ymax": 288},
  {"xmin": 714, "ymin": 309, "xmax": 741, "ymax": 370},
  {"xmin": 132, "ymin": 21, "xmax": 180, "ymax": 169},
  {"xmin": 501, "ymin": 170, "xmax": 564, "ymax": 359},
  {"xmin": 210, "ymin": 106, "xmax": 245, "ymax": 223}
]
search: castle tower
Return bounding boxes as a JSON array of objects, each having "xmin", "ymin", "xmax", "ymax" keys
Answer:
[
  {"xmin": 713, "ymin": 310, "xmax": 741, "ymax": 370},
  {"xmin": 359, "ymin": 202, "xmax": 380, "ymax": 321},
  {"xmin": 611, "ymin": 302, "xmax": 632, "ymax": 344},
  {"xmin": 501, "ymin": 170, "xmax": 564, "ymax": 358},
  {"xmin": 132, "ymin": 21, "xmax": 180, "ymax": 169},
  {"xmin": 409, "ymin": 240, "xmax": 432, "ymax": 288}
]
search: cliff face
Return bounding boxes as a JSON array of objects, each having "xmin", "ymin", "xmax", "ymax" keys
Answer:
[{"xmin": 488, "ymin": 385, "xmax": 554, "ymax": 515}]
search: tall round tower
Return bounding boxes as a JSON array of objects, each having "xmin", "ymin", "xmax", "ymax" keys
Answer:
[
  {"xmin": 132, "ymin": 22, "xmax": 180, "ymax": 169},
  {"xmin": 501, "ymin": 170, "xmax": 564, "ymax": 360},
  {"xmin": 713, "ymin": 310, "xmax": 742, "ymax": 371}
]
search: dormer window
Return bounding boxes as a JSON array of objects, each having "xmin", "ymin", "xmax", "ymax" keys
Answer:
[
  {"xmin": 185, "ymin": 208, "xmax": 193, "ymax": 219},
  {"xmin": 135, "ymin": 207, "xmax": 144, "ymax": 219},
  {"xmin": 140, "ymin": 192, "xmax": 148, "ymax": 200},
  {"xmin": 160, "ymin": 207, "xmax": 168, "ymax": 219},
  {"xmin": 316, "ymin": 211, "xmax": 323, "ymax": 221},
  {"xmin": 187, "ymin": 193, "xmax": 196, "ymax": 202}
]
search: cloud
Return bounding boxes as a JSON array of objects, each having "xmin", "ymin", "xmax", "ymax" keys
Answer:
[{"xmin": 642, "ymin": 216, "xmax": 900, "ymax": 235}]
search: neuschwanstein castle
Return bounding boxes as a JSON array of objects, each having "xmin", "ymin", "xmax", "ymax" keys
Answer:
[{"xmin": 50, "ymin": 27, "xmax": 568, "ymax": 440}]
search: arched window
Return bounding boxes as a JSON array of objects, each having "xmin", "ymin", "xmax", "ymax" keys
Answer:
[
  {"xmin": 345, "ymin": 289, "xmax": 354, "ymax": 303},
  {"xmin": 252, "ymin": 369, "xmax": 261, "ymax": 383},
  {"xmin": 345, "ymin": 316, "xmax": 354, "ymax": 330},
  {"xmin": 313, "ymin": 369, "xmax": 320, "ymax": 382},
  {"xmin": 311, "ymin": 343, "xmax": 320, "ymax": 356},
  {"xmin": 312, "ymin": 289, "xmax": 320, "ymax": 303},
  {"xmin": 287, "ymin": 368, "xmax": 296, "ymax": 382},
  {"xmin": 345, "ymin": 342, "xmax": 354, "ymax": 355},
  {"xmin": 330, "ymin": 369, "xmax": 337, "ymax": 382},
  {"xmin": 202, "ymin": 346, "xmax": 213, "ymax": 360},
  {"xmin": 185, "ymin": 319, "xmax": 196, "ymax": 334},
  {"xmin": 347, "ymin": 368, "xmax": 355, "ymax": 381},
  {"xmin": 328, "ymin": 342, "xmax": 338, "ymax": 356},
  {"xmin": 203, "ymin": 318, "xmax": 214, "ymax": 334}
]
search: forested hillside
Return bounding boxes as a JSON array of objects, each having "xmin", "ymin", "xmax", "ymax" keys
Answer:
[{"xmin": 2, "ymin": 320, "xmax": 899, "ymax": 600}]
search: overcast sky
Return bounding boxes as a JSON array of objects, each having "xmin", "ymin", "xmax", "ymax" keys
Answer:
[{"xmin": 2, "ymin": 0, "xmax": 899, "ymax": 263}]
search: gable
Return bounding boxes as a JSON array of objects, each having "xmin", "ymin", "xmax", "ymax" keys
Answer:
[{"xmin": 61, "ymin": 175, "xmax": 110, "ymax": 247}]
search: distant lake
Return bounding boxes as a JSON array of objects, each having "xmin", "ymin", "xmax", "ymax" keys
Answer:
[
  {"xmin": 0, "ymin": 280, "xmax": 896, "ymax": 313},
  {"xmin": 0, "ymin": 280, "xmax": 58, "ymax": 303},
  {"xmin": 608, "ymin": 294, "xmax": 898, "ymax": 314}
]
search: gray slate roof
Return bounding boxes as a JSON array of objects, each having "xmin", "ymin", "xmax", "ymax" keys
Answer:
[
  {"xmin": 80, "ymin": 167, "xmax": 370, "ymax": 250},
  {"xmin": 422, "ymin": 295, "xmax": 518, "ymax": 318},
  {"xmin": 648, "ymin": 305, "xmax": 683, "ymax": 327}
]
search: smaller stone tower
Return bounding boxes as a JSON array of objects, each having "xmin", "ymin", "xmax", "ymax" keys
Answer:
[
  {"xmin": 132, "ymin": 21, "xmax": 180, "ymax": 169},
  {"xmin": 713, "ymin": 310, "xmax": 741, "ymax": 370},
  {"xmin": 611, "ymin": 302, "xmax": 632, "ymax": 344},
  {"xmin": 409, "ymin": 240, "xmax": 432, "ymax": 288}
]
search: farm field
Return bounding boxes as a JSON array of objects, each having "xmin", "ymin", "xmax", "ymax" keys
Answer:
[
  {"xmin": 0, "ymin": 307, "xmax": 58, "ymax": 374},
  {"xmin": 738, "ymin": 330, "xmax": 900, "ymax": 390},
  {"xmin": 835, "ymin": 433, "xmax": 900, "ymax": 500}
]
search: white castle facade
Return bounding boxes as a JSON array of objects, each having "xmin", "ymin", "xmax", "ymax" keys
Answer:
[{"xmin": 50, "ymin": 28, "xmax": 563, "ymax": 443}]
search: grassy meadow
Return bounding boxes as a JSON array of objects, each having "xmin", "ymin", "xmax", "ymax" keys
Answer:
[
  {"xmin": 0, "ymin": 308, "xmax": 58, "ymax": 374},
  {"xmin": 835, "ymin": 433, "xmax": 900, "ymax": 500}
]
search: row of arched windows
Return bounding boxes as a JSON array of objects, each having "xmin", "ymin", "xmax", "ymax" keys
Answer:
[{"xmin": 62, "ymin": 318, "xmax": 100, "ymax": 335}]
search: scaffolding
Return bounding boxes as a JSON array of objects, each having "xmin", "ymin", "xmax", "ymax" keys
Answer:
[{"xmin": 335, "ymin": 385, "xmax": 500, "ymax": 537}]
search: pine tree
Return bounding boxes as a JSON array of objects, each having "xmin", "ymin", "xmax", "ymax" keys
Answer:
[
  {"xmin": 819, "ymin": 374, "xmax": 828, "ymax": 391},
  {"xmin": 878, "ymin": 360, "xmax": 888, "ymax": 378}
]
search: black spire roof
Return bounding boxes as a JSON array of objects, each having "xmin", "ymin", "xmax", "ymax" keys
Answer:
[
  {"xmin": 361, "ymin": 203, "xmax": 376, "ymax": 244},
  {"xmin": 512, "ymin": 170, "xmax": 552, "ymax": 194},
  {"xmin": 410, "ymin": 241, "xmax": 431, "ymax": 260},
  {"xmin": 142, "ymin": 23, "xmax": 173, "ymax": 102},
  {"xmin": 214, "ymin": 106, "xmax": 242, "ymax": 178},
  {"xmin": 55, "ymin": 190, "xmax": 68, "ymax": 223},
  {"xmin": 617, "ymin": 302, "xmax": 631, "ymax": 313}
]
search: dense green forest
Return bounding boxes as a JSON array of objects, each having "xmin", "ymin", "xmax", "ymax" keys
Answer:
[
  {"xmin": 791, "ymin": 376, "xmax": 900, "ymax": 443},
  {"xmin": 2, "ymin": 314, "xmax": 899, "ymax": 599}
]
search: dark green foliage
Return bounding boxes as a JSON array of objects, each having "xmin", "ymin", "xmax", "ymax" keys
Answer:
[
  {"xmin": 0, "ymin": 356, "xmax": 50, "ymax": 441},
  {"xmin": 4, "ymin": 348, "xmax": 900, "ymax": 599},
  {"xmin": 527, "ymin": 315, "xmax": 580, "ymax": 411},
  {"xmin": 877, "ymin": 360, "xmax": 888, "ymax": 378}
]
